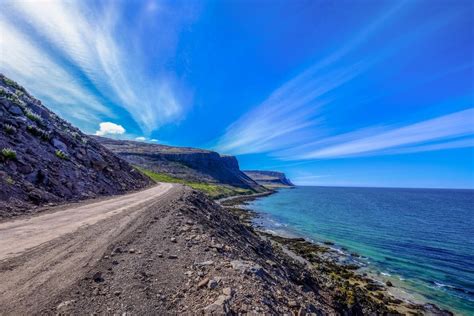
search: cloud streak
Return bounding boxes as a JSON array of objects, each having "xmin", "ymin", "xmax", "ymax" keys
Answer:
[
  {"xmin": 283, "ymin": 108, "xmax": 474, "ymax": 160},
  {"xmin": 214, "ymin": 1, "xmax": 473, "ymax": 161},
  {"xmin": 214, "ymin": 2, "xmax": 404, "ymax": 156},
  {"xmin": 0, "ymin": 0, "xmax": 191, "ymax": 134}
]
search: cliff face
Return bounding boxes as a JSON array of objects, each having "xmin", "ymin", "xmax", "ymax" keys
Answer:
[
  {"xmin": 0, "ymin": 75, "xmax": 151, "ymax": 217},
  {"xmin": 93, "ymin": 137, "xmax": 265, "ymax": 192},
  {"xmin": 244, "ymin": 170, "xmax": 294, "ymax": 188}
]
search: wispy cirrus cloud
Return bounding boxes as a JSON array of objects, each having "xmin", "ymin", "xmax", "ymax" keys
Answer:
[
  {"xmin": 214, "ymin": 1, "xmax": 473, "ymax": 161},
  {"xmin": 214, "ymin": 2, "xmax": 404, "ymax": 156},
  {"xmin": 278, "ymin": 108, "xmax": 474, "ymax": 160},
  {"xmin": 0, "ymin": 0, "xmax": 193, "ymax": 134}
]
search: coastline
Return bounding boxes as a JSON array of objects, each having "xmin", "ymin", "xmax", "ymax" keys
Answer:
[{"xmin": 220, "ymin": 190, "xmax": 454, "ymax": 315}]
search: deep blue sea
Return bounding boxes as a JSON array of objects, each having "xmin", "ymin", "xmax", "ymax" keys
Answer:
[{"xmin": 247, "ymin": 186, "xmax": 474, "ymax": 315}]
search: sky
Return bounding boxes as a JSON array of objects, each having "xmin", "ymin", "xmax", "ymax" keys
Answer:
[{"xmin": 1, "ymin": 0, "xmax": 473, "ymax": 189}]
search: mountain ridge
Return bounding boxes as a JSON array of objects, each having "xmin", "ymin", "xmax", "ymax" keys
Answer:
[{"xmin": 93, "ymin": 136, "xmax": 267, "ymax": 195}]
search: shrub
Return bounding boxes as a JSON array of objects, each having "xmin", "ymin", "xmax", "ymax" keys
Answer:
[
  {"xmin": 1, "ymin": 148, "xmax": 17, "ymax": 160},
  {"xmin": 25, "ymin": 109, "xmax": 43, "ymax": 124},
  {"xmin": 5, "ymin": 176, "xmax": 15, "ymax": 185},
  {"xmin": 1, "ymin": 76, "xmax": 26, "ymax": 93},
  {"xmin": 55, "ymin": 149, "xmax": 68, "ymax": 160},
  {"xmin": 3, "ymin": 124, "xmax": 16, "ymax": 135},
  {"xmin": 27, "ymin": 125, "xmax": 50, "ymax": 141}
]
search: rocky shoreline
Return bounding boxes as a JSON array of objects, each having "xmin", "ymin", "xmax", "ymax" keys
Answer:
[{"xmin": 220, "ymin": 192, "xmax": 453, "ymax": 315}]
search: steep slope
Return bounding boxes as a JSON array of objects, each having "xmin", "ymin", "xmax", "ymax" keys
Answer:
[
  {"xmin": 93, "ymin": 136, "xmax": 266, "ymax": 194},
  {"xmin": 244, "ymin": 170, "xmax": 294, "ymax": 188},
  {"xmin": 0, "ymin": 75, "xmax": 151, "ymax": 217}
]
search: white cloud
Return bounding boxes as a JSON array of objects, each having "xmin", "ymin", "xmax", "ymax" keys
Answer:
[
  {"xmin": 284, "ymin": 108, "xmax": 474, "ymax": 160},
  {"xmin": 213, "ymin": 2, "xmax": 405, "ymax": 156},
  {"xmin": 95, "ymin": 122, "xmax": 126, "ymax": 136},
  {"xmin": 0, "ymin": 0, "xmax": 188, "ymax": 134},
  {"xmin": 135, "ymin": 137, "xmax": 146, "ymax": 142},
  {"xmin": 150, "ymin": 139, "xmax": 159, "ymax": 142}
]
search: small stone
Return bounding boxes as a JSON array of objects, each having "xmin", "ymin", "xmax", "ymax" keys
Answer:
[
  {"xmin": 157, "ymin": 253, "xmax": 163, "ymax": 258},
  {"xmin": 168, "ymin": 255, "xmax": 178, "ymax": 259},
  {"xmin": 170, "ymin": 237, "xmax": 177, "ymax": 243},
  {"xmin": 198, "ymin": 260, "xmax": 214, "ymax": 266},
  {"xmin": 208, "ymin": 279, "xmax": 218, "ymax": 289},
  {"xmin": 222, "ymin": 287, "xmax": 234, "ymax": 297},
  {"xmin": 128, "ymin": 249, "xmax": 136, "ymax": 254},
  {"xmin": 197, "ymin": 277, "xmax": 210, "ymax": 288},
  {"xmin": 56, "ymin": 300, "xmax": 75, "ymax": 312},
  {"xmin": 386, "ymin": 280, "xmax": 393, "ymax": 287},
  {"xmin": 114, "ymin": 291, "xmax": 121, "ymax": 296},
  {"xmin": 288, "ymin": 300, "xmax": 299, "ymax": 308},
  {"xmin": 92, "ymin": 272, "xmax": 104, "ymax": 283}
]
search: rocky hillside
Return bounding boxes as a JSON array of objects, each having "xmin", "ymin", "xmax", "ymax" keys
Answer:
[
  {"xmin": 0, "ymin": 74, "xmax": 151, "ymax": 217},
  {"xmin": 94, "ymin": 136, "xmax": 266, "ymax": 193},
  {"xmin": 244, "ymin": 170, "xmax": 294, "ymax": 188}
]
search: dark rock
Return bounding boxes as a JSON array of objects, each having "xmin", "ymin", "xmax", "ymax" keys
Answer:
[{"xmin": 92, "ymin": 272, "xmax": 104, "ymax": 283}]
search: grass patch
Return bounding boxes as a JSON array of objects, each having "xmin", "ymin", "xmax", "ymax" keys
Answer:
[
  {"xmin": 27, "ymin": 125, "xmax": 50, "ymax": 141},
  {"xmin": 137, "ymin": 167, "xmax": 253, "ymax": 199},
  {"xmin": 24, "ymin": 109, "xmax": 43, "ymax": 124},
  {"xmin": 55, "ymin": 149, "xmax": 68, "ymax": 160},
  {"xmin": 1, "ymin": 148, "xmax": 17, "ymax": 160},
  {"xmin": 3, "ymin": 124, "xmax": 16, "ymax": 135}
]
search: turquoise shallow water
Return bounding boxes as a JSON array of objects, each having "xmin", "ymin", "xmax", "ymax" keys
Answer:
[{"xmin": 247, "ymin": 186, "xmax": 474, "ymax": 315}]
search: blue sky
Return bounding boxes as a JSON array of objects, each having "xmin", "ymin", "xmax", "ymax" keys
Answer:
[{"xmin": 1, "ymin": 0, "xmax": 473, "ymax": 188}]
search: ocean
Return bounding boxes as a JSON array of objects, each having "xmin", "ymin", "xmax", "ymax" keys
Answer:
[{"xmin": 246, "ymin": 186, "xmax": 474, "ymax": 315}]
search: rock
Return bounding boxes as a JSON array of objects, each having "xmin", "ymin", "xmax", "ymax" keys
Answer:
[
  {"xmin": 203, "ymin": 295, "xmax": 230, "ymax": 315},
  {"xmin": 198, "ymin": 277, "xmax": 210, "ymax": 288},
  {"xmin": 170, "ymin": 237, "xmax": 177, "ymax": 243},
  {"xmin": 168, "ymin": 255, "xmax": 178, "ymax": 259},
  {"xmin": 208, "ymin": 279, "xmax": 218, "ymax": 289},
  {"xmin": 222, "ymin": 287, "xmax": 234, "ymax": 297},
  {"xmin": 128, "ymin": 248, "xmax": 136, "ymax": 254},
  {"xmin": 52, "ymin": 138, "xmax": 68, "ymax": 152},
  {"xmin": 230, "ymin": 260, "xmax": 264, "ymax": 277},
  {"xmin": 386, "ymin": 280, "xmax": 393, "ymax": 287},
  {"xmin": 8, "ymin": 105, "xmax": 23, "ymax": 116},
  {"xmin": 198, "ymin": 260, "xmax": 214, "ymax": 266},
  {"xmin": 56, "ymin": 300, "xmax": 75, "ymax": 312},
  {"xmin": 288, "ymin": 300, "xmax": 299, "ymax": 308},
  {"xmin": 92, "ymin": 272, "xmax": 104, "ymax": 283}
]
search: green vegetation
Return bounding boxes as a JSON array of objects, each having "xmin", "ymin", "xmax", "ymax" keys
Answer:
[
  {"xmin": 27, "ymin": 125, "xmax": 50, "ymax": 141},
  {"xmin": 1, "ymin": 76, "xmax": 26, "ymax": 93},
  {"xmin": 137, "ymin": 167, "xmax": 253, "ymax": 199},
  {"xmin": 5, "ymin": 176, "xmax": 15, "ymax": 185},
  {"xmin": 55, "ymin": 149, "xmax": 68, "ymax": 160},
  {"xmin": 3, "ymin": 124, "xmax": 16, "ymax": 135},
  {"xmin": 1, "ymin": 148, "xmax": 17, "ymax": 160},
  {"xmin": 25, "ymin": 109, "xmax": 43, "ymax": 124}
]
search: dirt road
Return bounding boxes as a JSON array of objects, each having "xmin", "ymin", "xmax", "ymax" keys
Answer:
[
  {"xmin": 0, "ymin": 183, "xmax": 178, "ymax": 314},
  {"xmin": 0, "ymin": 183, "xmax": 174, "ymax": 261}
]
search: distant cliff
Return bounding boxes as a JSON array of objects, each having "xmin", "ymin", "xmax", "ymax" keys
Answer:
[
  {"xmin": 94, "ymin": 137, "xmax": 266, "ymax": 193},
  {"xmin": 244, "ymin": 170, "xmax": 294, "ymax": 188},
  {"xmin": 0, "ymin": 75, "xmax": 151, "ymax": 217}
]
